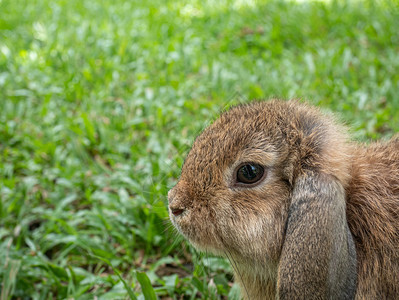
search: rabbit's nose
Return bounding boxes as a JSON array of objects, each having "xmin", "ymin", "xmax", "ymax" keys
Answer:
[
  {"xmin": 168, "ymin": 188, "xmax": 186, "ymax": 216},
  {"xmin": 169, "ymin": 200, "xmax": 185, "ymax": 216},
  {"xmin": 170, "ymin": 206, "xmax": 185, "ymax": 216}
]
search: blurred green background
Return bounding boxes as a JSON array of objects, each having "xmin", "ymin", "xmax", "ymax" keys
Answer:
[{"xmin": 0, "ymin": 0, "xmax": 398, "ymax": 298}]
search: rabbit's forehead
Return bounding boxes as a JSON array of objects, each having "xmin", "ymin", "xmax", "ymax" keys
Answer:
[
  {"xmin": 181, "ymin": 121, "xmax": 280, "ymax": 186},
  {"xmin": 180, "ymin": 102, "xmax": 295, "ymax": 186}
]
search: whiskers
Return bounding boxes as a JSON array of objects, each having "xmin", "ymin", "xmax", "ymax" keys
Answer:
[{"xmin": 224, "ymin": 248, "xmax": 249, "ymax": 300}]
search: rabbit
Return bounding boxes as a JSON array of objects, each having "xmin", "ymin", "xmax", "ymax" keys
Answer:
[{"xmin": 167, "ymin": 100, "xmax": 399, "ymax": 300}]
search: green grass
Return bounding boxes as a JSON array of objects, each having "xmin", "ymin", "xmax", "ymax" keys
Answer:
[{"xmin": 0, "ymin": 0, "xmax": 398, "ymax": 298}]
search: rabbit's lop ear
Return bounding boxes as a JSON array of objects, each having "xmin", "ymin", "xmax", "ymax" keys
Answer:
[{"xmin": 277, "ymin": 171, "xmax": 357, "ymax": 299}]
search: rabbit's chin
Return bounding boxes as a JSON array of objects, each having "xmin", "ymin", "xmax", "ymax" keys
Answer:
[
  {"xmin": 189, "ymin": 240, "xmax": 226, "ymax": 256},
  {"xmin": 171, "ymin": 220, "xmax": 226, "ymax": 255},
  {"xmin": 179, "ymin": 230, "xmax": 223, "ymax": 254}
]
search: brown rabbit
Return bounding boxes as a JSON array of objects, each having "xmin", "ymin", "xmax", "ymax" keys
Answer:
[{"xmin": 168, "ymin": 100, "xmax": 399, "ymax": 300}]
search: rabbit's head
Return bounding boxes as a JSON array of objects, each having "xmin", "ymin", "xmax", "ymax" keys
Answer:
[{"xmin": 168, "ymin": 100, "xmax": 357, "ymax": 298}]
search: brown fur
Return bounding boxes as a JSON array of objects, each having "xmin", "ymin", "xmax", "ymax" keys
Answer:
[
  {"xmin": 347, "ymin": 141, "xmax": 399, "ymax": 298},
  {"xmin": 168, "ymin": 100, "xmax": 399, "ymax": 299}
]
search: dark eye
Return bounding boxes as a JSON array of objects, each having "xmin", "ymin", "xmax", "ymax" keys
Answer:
[{"xmin": 236, "ymin": 163, "xmax": 265, "ymax": 185}]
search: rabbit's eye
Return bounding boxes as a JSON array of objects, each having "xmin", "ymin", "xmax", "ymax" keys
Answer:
[{"xmin": 236, "ymin": 163, "xmax": 265, "ymax": 185}]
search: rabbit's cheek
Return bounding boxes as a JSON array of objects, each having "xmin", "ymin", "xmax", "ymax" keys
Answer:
[
  {"xmin": 211, "ymin": 187, "xmax": 289, "ymax": 260},
  {"xmin": 222, "ymin": 211, "xmax": 278, "ymax": 256}
]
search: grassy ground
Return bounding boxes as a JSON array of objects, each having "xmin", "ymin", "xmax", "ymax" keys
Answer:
[{"xmin": 0, "ymin": 0, "xmax": 398, "ymax": 298}]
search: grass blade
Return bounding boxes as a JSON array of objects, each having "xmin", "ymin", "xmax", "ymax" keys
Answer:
[{"xmin": 136, "ymin": 272, "xmax": 157, "ymax": 300}]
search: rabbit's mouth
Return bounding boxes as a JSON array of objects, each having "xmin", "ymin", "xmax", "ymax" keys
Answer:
[{"xmin": 170, "ymin": 210, "xmax": 225, "ymax": 254}]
